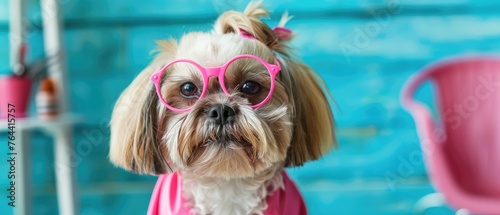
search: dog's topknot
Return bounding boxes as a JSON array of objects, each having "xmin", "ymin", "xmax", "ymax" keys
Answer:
[{"xmin": 213, "ymin": 0, "xmax": 294, "ymax": 56}]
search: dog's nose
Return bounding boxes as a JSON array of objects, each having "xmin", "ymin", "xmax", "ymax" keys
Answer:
[{"xmin": 208, "ymin": 105, "xmax": 235, "ymax": 125}]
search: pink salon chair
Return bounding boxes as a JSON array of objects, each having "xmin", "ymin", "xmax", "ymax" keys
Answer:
[{"xmin": 401, "ymin": 56, "xmax": 500, "ymax": 215}]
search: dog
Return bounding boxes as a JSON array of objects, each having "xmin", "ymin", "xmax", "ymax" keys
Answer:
[{"xmin": 109, "ymin": 1, "xmax": 336, "ymax": 214}]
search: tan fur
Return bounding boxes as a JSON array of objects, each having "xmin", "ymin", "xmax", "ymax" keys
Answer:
[
  {"xmin": 109, "ymin": 1, "xmax": 336, "ymax": 214},
  {"xmin": 109, "ymin": 40, "xmax": 177, "ymax": 174},
  {"xmin": 280, "ymin": 61, "xmax": 337, "ymax": 166}
]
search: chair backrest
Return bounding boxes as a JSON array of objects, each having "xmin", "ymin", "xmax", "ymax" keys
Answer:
[{"xmin": 401, "ymin": 56, "xmax": 500, "ymax": 214}]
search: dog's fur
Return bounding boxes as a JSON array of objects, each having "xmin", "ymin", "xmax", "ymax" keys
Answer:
[{"xmin": 109, "ymin": 1, "xmax": 336, "ymax": 214}]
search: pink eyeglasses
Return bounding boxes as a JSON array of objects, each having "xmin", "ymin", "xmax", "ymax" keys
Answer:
[{"xmin": 150, "ymin": 54, "xmax": 281, "ymax": 112}]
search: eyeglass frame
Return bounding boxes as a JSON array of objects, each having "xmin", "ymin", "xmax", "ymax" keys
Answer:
[{"xmin": 150, "ymin": 54, "xmax": 282, "ymax": 113}]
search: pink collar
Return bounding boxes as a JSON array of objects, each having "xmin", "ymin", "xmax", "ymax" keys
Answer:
[{"xmin": 147, "ymin": 170, "xmax": 307, "ymax": 215}]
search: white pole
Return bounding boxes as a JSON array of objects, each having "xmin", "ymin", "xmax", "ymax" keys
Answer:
[
  {"xmin": 9, "ymin": 1, "xmax": 33, "ymax": 215},
  {"xmin": 40, "ymin": 1, "xmax": 79, "ymax": 215},
  {"xmin": 9, "ymin": 0, "xmax": 25, "ymax": 72},
  {"xmin": 40, "ymin": 0, "xmax": 69, "ymax": 112},
  {"xmin": 15, "ymin": 130, "xmax": 32, "ymax": 215}
]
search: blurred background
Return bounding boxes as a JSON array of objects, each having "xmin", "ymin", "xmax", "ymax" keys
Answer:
[{"xmin": 1, "ymin": 0, "xmax": 500, "ymax": 214}]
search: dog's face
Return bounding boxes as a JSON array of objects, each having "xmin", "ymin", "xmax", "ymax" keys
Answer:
[
  {"xmin": 162, "ymin": 33, "xmax": 292, "ymax": 178},
  {"xmin": 109, "ymin": 5, "xmax": 336, "ymax": 179}
]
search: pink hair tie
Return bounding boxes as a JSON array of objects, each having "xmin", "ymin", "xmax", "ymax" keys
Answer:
[
  {"xmin": 239, "ymin": 27, "xmax": 292, "ymax": 40},
  {"xmin": 272, "ymin": 27, "xmax": 292, "ymax": 40},
  {"xmin": 239, "ymin": 28, "xmax": 255, "ymax": 39}
]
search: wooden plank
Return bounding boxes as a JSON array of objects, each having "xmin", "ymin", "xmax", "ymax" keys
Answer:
[
  {"xmin": 1, "ymin": 0, "xmax": 500, "ymax": 28},
  {"xmin": 3, "ymin": 0, "xmax": 498, "ymax": 20}
]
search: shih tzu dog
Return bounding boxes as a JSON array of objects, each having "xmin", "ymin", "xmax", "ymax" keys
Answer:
[{"xmin": 109, "ymin": 1, "xmax": 336, "ymax": 215}]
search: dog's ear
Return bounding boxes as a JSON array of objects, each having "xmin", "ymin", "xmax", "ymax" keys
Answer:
[
  {"xmin": 281, "ymin": 62, "xmax": 337, "ymax": 167},
  {"xmin": 213, "ymin": 1, "xmax": 293, "ymax": 56},
  {"xmin": 109, "ymin": 39, "xmax": 177, "ymax": 175}
]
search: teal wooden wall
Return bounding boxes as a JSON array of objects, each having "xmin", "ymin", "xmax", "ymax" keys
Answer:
[{"xmin": 1, "ymin": 0, "xmax": 500, "ymax": 214}]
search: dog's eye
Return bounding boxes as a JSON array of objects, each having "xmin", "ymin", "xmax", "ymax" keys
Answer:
[
  {"xmin": 180, "ymin": 82, "xmax": 199, "ymax": 98},
  {"xmin": 241, "ymin": 81, "xmax": 261, "ymax": 95}
]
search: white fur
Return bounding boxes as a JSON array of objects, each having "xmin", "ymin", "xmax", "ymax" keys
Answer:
[{"xmin": 182, "ymin": 169, "xmax": 284, "ymax": 215}]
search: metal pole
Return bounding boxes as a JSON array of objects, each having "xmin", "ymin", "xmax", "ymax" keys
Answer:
[
  {"xmin": 40, "ymin": 0, "xmax": 70, "ymax": 112},
  {"xmin": 15, "ymin": 130, "xmax": 32, "ymax": 215},
  {"xmin": 9, "ymin": 1, "xmax": 32, "ymax": 215},
  {"xmin": 40, "ymin": 0, "xmax": 79, "ymax": 215},
  {"xmin": 9, "ymin": 0, "xmax": 26, "ymax": 71}
]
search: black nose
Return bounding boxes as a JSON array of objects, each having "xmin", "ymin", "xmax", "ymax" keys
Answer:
[{"xmin": 208, "ymin": 105, "xmax": 235, "ymax": 125}]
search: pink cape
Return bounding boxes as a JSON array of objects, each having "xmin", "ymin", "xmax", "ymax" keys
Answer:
[{"xmin": 147, "ymin": 171, "xmax": 307, "ymax": 215}]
